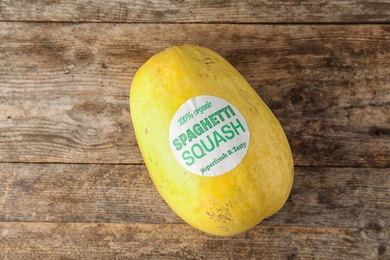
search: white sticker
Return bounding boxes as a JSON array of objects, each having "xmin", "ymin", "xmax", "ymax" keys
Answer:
[{"xmin": 169, "ymin": 95, "xmax": 250, "ymax": 177}]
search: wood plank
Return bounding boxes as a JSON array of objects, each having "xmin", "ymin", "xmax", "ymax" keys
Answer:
[
  {"xmin": 0, "ymin": 222, "xmax": 388, "ymax": 259},
  {"xmin": 0, "ymin": 23, "xmax": 389, "ymax": 167},
  {"xmin": 1, "ymin": 0, "xmax": 390, "ymax": 23},
  {"xmin": 0, "ymin": 163, "xmax": 389, "ymax": 229},
  {"xmin": 0, "ymin": 163, "xmax": 181, "ymax": 224}
]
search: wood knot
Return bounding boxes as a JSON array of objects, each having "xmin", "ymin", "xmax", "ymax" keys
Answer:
[
  {"xmin": 370, "ymin": 127, "xmax": 390, "ymax": 137},
  {"xmin": 289, "ymin": 88, "xmax": 305, "ymax": 105},
  {"xmin": 378, "ymin": 244, "xmax": 387, "ymax": 256},
  {"xmin": 366, "ymin": 221, "xmax": 383, "ymax": 233},
  {"xmin": 291, "ymin": 93, "xmax": 304, "ymax": 105}
]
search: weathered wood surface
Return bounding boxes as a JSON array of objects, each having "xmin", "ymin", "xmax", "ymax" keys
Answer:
[
  {"xmin": 1, "ymin": 23, "xmax": 389, "ymax": 167},
  {"xmin": 1, "ymin": 1, "xmax": 390, "ymax": 259},
  {"xmin": 0, "ymin": 164, "xmax": 389, "ymax": 229},
  {"xmin": 0, "ymin": 222, "xmax": 388, "ymax": 259},
  {"xmin": 1, "ymin": 0, "xmax": 390, "ymax": 23}
]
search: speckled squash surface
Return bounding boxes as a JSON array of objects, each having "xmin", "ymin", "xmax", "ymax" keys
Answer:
[{"xmin": 130, "ymin": 44, "xmax": 294, "ymax": 236}]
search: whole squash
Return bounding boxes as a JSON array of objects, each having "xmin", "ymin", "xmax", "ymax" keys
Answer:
[{"xmin": 130, "ymin": 44, "xmax": 294, "ymax": 236}]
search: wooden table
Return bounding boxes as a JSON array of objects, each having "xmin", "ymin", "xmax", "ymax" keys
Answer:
[{"xmin": 1, "ymin": 1, "xmax": 389, "ymax": 259}]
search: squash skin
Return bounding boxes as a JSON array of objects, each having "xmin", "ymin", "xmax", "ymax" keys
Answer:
[{"xmin": 130, "ymin": 44, "xmax": 294, "ymax": 236}]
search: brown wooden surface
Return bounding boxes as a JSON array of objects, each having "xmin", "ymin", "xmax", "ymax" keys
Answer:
[
  {"xmin": 1, "ymin": 0, "xmax": 390, "ymax": 23},
  {"xmin": 1, "ymin": 223, "xmax": 388, "ymax": 259},
  {"xmin": 1, "ymin": 23, "xmax": 389, "ymax": 167},
  {"xmin": 1, "ymin": 164, "xmax": 389, "ymax": 229},
  {"xmin": 1, "ymin": 1, "xmax": 389, "ymax": 259}
]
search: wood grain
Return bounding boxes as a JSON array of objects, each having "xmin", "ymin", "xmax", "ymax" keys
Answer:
[
  {"xmin": 1, "ymin": 0, "xmax": 390, "ymax": 23},
  {"xmin": 0, "ymin": 163, "xmax": 389, "ymax": 230},
  {"xmin": 1, "ymin": 1, "xmax": 389, "ymax": 259},
  {"xmin": 1, "ymin": 22, "xmax": 389, "ymax": 167},
  {"xmin": 0, "ymin": 222, "xmax": 388, "ymax": 259}
]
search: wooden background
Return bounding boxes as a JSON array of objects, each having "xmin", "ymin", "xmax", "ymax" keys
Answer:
[{"xmin": 0, "ymin": 1, "xmax": 389, "ymax": 259}]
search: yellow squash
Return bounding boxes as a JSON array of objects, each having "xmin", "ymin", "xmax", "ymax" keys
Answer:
[{"xmin": 130, "ymin": 44, "xmax": 294, "ymax": 236}]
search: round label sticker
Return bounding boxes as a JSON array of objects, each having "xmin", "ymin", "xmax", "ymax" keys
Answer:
[{"xmin": 169, "ymin": 95, "xmax": 250, "ymax": 177}]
